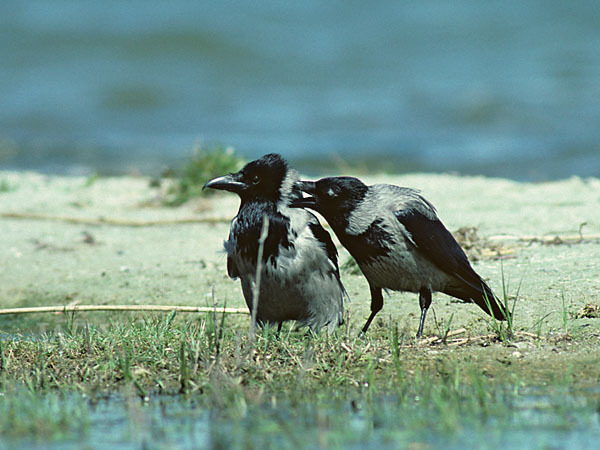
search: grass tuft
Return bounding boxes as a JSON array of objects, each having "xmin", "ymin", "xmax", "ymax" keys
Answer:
[
  {"xmin": 0, "ymin": 178, "xmax": 15, "ymax": 193},
  {"xmin": 341, "ymin": 257, "xmax": 362, "ymax": 275},
  {"xmin": 161, "ymin": 145, "xmax": 245, "ymax": 206},
  {"xmin": 485, "ymin": 264, "xmax": 519, "ymax": 342}
]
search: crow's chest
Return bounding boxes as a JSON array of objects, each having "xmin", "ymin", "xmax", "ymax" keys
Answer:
[{"xmin": 228, "ymin": 210, "xmax": 294, "ymax": 270}]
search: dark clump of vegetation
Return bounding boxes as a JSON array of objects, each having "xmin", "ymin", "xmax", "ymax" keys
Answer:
[
  {"xmin": 0, "ymin": 178, "xmax": 15, "ymax": 193},
  {"xmin": 160, "ymin": 145, "xmax": 245, "ymax": 206},
  {"xmin": 341, "ymin": 256, "xmax": 362, "ymax": 275}
]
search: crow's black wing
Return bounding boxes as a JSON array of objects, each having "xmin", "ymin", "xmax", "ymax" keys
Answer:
[
  {"xmin": 395, "ymin": 208, "xmax": 506, "ymax": 319},
  {"xmin": 395, "ymin": 209, "xmax": 473, "ymax": 281}
]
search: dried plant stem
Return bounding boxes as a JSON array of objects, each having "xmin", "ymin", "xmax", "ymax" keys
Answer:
[
  {"xmin": 0, "ymin": 305, "xmax": 248, "ymax": 316},
  {"xmin": 413, "ymin": 329, "xmax": 543, "ymax": 347},
  {"xmin": 249, "ymin": 215, "xmax": 269, "ymax": 342},
  {"xmin": 488, "ymin": 233, "xmax": 600, "ymax": 243},
  {"xmin": 4, "ymin": 212, "xmax": 599, "ymax": 243},
  {"xmin": 418, "ymin": 328, "xmax": 467, "ymax": 345},
  {"xmin": 0, "ymin": 212, "xmax": 229, "ymax": 226}
]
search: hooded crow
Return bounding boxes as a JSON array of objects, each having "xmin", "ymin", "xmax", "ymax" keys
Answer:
[
  {"xmin": 293, "ymin": 176, "xmax": 508, "ymax": 337},
  {"xmin": 203, "ymin": 154, "xmax": 346, "ymax": 333}
]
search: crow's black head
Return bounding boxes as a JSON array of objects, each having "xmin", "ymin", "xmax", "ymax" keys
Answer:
[
  {"xmin": 293, "ymin": 176, "xmax": 368, "ymax": 226},
  {"xmin": 203, "ymin": 153, "xmax": 293, "ymax": 203}
]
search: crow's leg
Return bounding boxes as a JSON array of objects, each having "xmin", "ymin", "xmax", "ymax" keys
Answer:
[
  {"xmin": 360, "ymin": 285, "xmax": 384, "ymax": 335},
  {"xmin": 417, "ymin": 288, "xmax": 432, "ymax": 338}
]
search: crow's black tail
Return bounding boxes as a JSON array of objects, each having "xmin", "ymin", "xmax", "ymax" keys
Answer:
[{"xmin": 445, "ymin": 276, "xmax": 509, "ymax": 321}]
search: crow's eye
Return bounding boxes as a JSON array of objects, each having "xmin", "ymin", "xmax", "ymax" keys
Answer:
[
  {"xmin": 251, "ymin": 175, "xmax": 261, "ymax": 185},
  {"xmin": 327, "ymin": 187, "xmax": 338, "ymax": 198}
]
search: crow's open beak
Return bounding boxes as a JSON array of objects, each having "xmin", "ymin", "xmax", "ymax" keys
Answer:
[
  {"xmin": 290, "ymin": 181, "xmax": 317, "ymax": 208},
  {"xmin": 203, "ymin": 173, "xmax": 246, "ymax": 193},
  {"xmin": 297, "ymin": 181, "xmax": 316, "ymax": 195}
]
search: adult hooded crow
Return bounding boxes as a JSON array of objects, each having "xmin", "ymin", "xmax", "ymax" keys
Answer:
[
  {"xmin": 293, "ymin": 176, "xmax": 508, "ymax": 337},
  {"xmin": 203, "ymin": 154, "xmax": 346, "ymax": 333}
]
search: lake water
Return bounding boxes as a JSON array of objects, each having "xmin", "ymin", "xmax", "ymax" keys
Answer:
[
  {"xmin": 1, "ymin": 1, "xmax": 599, "ymax": 180},
  {"xmin": 3, "ymin": 389, "xmax": 599, "ymax": 449}
]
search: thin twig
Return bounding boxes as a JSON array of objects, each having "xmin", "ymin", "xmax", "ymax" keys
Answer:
[
  {"xmin": 0, "ymin": 212, "xmax": 229, "ymax": 227},
  {"xmin": 279, "ymin": 338, "xmax": 305, "ymax": 371},
  {"xmin": 249, "ymin": 215, "xmax": 269, "ymax": 342},
  {"xmin": 4, "ymin": 212, "xmax": 600, "ymax": 244},
  {"xmin": 413, "ymin": 330, "xmax": 544, "ymax": 348},
  {"xmin": 516, "ymin": 331, "xmax": 541, "ymax": 339},
  {"xmin": 0, "ymin": 305, "xmax": 249, "ymax": 316},
  {"xmin": 487, "ymin": 233, "xmax": 600, "ymax": 243},
  {"xmin": 418, "ymin": 327, "xmax": 467, "ymax": 345}
]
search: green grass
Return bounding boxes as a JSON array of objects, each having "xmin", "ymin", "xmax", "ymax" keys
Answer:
[
  {"xmin": 1, "ymin": 310, "xmax": 599, "ymax": 446},
  {"xmin": 341, "ymin": 256, "xmax": 362, "ymax": 275},
  {"xmin": 484, "ymin": 264, "xmax": 520, "ymax": 342},
  {"xmin": 0, "ymin": 309, "xmax": 595, "ymax": 396},
  {"xmin": 161, "ymin": 145, "xmax": 245, "ymax": 206},
  {"xmin": 0, "ymin": 178, "xmax": 14, "ymax": 193}
]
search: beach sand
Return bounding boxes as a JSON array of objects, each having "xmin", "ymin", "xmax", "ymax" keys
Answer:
[{"xmin": 1, "ymin": 170, "xmax": 599, "ymax": 338}]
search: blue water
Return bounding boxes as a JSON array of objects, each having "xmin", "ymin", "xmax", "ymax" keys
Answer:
[
  {"xmin": 3, "ymin": 390, "xmax": 600, "ymax": 449},
  {"xmin": 1, "ymin": 1, "xmax": 599, "ymax": 179}
]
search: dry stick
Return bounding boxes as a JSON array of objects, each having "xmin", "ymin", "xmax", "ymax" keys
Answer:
[
  {"xmin": 418, "ymin": 327, "xmax": 467, "ymax": 345},
  {"xmin": 0, "ymin": 305, "xmax": 249, "ymax": 316},
  {"xmin": 249, "ymin": 215, "xmax": 270, "ymax": 342},
  {"xmin": 0, "ymin": 212, "xmax": 229, "ymax": 227},
  {"xmin": 487, "ymin": 233, "xmax": 600, "ymax": 243},
  {"xmin": 427, "ymin": 330, "xmax": 543, "ymax": 348},
  {"xmin": 517, "ymin": 331, "xmax": 542, "ymax": 339},
  {"xmin": 5, "ymin": 212, "xmax": 600, "ymax": 243}
]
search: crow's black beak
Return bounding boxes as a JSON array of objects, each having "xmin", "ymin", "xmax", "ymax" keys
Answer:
[
  {"xmin": 290, "ymin": 181, "xmax": 317, "ymax": 208},
  {"xmin": 203, "ymin": 173, "xmax": 246, "ymax": 193}
]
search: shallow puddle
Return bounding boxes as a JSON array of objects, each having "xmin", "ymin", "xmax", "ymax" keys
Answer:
[{"xmin": 2, "ymin": 387, "xmax": 599, "ymax": 449}]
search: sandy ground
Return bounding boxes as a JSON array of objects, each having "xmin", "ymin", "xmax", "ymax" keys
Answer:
[{"xmin": 1, "ymin": 170, "xmax": 599, "ymax": 337}]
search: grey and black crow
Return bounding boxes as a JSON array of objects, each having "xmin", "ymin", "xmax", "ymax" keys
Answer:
[
  {"xmin": 203, "ymin": 154, "xmax": 346, "ymax": 333},
  {"xmin": 292, "ymin": 176, "xmax": 508, "ymax": 337}
]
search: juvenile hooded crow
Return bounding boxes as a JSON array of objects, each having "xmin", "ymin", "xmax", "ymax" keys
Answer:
[
  {"xmin": 203, "ymin": 154, "xmax": 346, "ymax": 333},
  {"xmin": 293, "ymin": 176, "xmax": 508, "ymax": 337}
]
